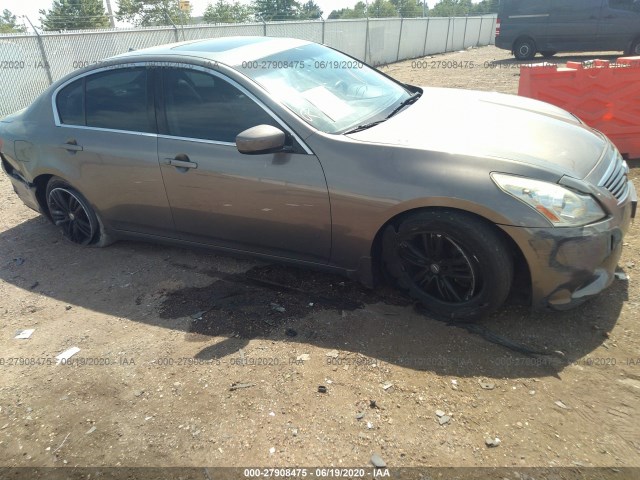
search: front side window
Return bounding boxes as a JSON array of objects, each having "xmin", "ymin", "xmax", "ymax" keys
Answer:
[
  {"xmin": 234, "ymin": 42, "xmax": 411, "ymax": 134},
  {"xmin": 56, "ymin": 67, "xmax": 154, "ymax": 133},
  {"xmin": 162, "ymin": 68, "xmax": 277, "ymax": 142}
]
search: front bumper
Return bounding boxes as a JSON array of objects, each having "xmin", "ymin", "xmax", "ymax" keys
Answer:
[{"xmin": 500, "ymin": 179, "xmax": 636, "ymax": 310}]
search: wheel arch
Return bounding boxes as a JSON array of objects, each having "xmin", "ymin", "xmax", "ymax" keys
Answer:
[
  {"xmin": 368, "ymin": 205, "xmax": 532, "ymax": 301},
  {"xmin": 33, "ymin": 172, "xmax": 95, "ymax": 219},
  {"xmin": 33, "ymin": 173, "xmax": 54, "ymax": 219},
  {"xmin": 35, "ymin": 173, "xmax": 115, "ymax": 247}
]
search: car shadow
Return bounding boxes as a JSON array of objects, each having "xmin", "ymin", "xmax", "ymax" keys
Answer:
[{"xmin": 0, "ymin": 216, "xmax": 628, "ymax": 379}]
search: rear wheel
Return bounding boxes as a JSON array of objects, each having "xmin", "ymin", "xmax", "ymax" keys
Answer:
[
  {"xmin": 46, "ymin": 177, "xmax": 108, "ymax": 246},
  {"xmin": 630, "ymin": 39, "xmax": 640, "ymax": 56},
  {"xmin": 382, "ymin": 210, "xmax": 513, "ymax": 321},
  {"xmin": 513, "ymin": 38, "xmax": 536, "ymax": 60}
]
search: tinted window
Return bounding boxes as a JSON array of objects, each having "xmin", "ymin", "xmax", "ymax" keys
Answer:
[
  {"xmin": 56, "ymin": 79, "xmax": 84, "ymax": 126},
  {"xmin": 162, "ymin": 69, "xmax": 277, "ymax": 142},
  {"xmin": 85, "ymin": 68, "xmax": 153, "ymax": 133},
  {"xmin": 609, "ymin": 0, "xmax": 640, "ymax": 12}
]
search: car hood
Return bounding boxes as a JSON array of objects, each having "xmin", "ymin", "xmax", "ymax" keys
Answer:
[{"xmin": 347, "ymin": 87, "xmax": 607, "ymax": 179}]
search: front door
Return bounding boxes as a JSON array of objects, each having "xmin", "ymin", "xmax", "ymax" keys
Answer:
[{"xmin": 156, "ymin": 66, "xmax": 331, "ymax": 263}]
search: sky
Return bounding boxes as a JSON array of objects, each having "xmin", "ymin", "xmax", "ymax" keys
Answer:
[{"xmin": 3, "ymin": 0, "xmax": 452, "ymax": 30}]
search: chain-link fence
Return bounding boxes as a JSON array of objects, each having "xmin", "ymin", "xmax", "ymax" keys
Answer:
[{"xmin": 0, "ymin": 15, "xmax": 496, "ymax": 118}]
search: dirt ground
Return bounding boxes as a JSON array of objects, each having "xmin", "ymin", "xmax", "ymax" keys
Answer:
[{"xmin": 1, "ymin": 46, "xmax": 639, "ymax": 476}]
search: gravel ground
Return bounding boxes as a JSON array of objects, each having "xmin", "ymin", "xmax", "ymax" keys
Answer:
[{"xmin": 0, "ymin": 46, "xmax": 639, "ymax": 476}]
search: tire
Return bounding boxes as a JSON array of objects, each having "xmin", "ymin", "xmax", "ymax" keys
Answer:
[
  {"xmin": 540, "ymin": 51, "xmax": 557, "ymax": 58},
  {"xmin": 513, "ymin": 38, "xmax": 536, "ymax": 60},
  {"xmin": 629, "ymin": 39, "xmax": 640, "ymax": 56},
  {"xmin": 382, "ymin": 210, "xmax": 513, "ymax": 322},
  {"xmin": 46, "ymin": 177, "xmax": 112, "ymax": 247}
]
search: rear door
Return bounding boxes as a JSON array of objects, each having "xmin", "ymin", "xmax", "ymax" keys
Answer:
[
  {"xmin": 598, "ymin": 0, "xmax": 640, "ymax": 51},
  {"xmin": 546, "ymin": 0, "xmax": 603, "ymax": 51},
  {"xmin": 51, "ymin": 65, "xmax": 174, "ymax": 236}
]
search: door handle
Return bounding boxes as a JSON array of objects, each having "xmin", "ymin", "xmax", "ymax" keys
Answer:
[
  {"xmin": 59, "ymin": 140, "xmax": 83, "ymax": 152},
  {"xmin": 164, "ymin": 157, "xmax": 198, "ymax": 169}
]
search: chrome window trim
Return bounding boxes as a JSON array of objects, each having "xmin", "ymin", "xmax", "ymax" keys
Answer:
[
  {"xmin": 52, "ymin": 61, "xmax": 314, "ymax": 155},
  {"xmin": 157, "ymin": 133, "xmax": 234, "ymax": 147}
]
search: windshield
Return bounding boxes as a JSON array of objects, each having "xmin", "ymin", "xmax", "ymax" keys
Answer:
[{"xmin": 233, "ymin": 43, "xmax": 411, "ymax": 134}]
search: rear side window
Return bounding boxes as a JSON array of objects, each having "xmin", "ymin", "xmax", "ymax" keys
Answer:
[
  {"xmin": 85, "ymin": 68, "xmax": 153, "ymax": 133},
  {"xmin": 56, "ymin": 67, "xmax": 155, "ymax": 133},
  {"xmin": 56, "ymin": 79, "xmax": 84, "ymax": 126}
]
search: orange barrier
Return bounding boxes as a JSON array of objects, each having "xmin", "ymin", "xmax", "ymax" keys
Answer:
[{"xmin": 518, "ymin": 57, "xmax": 640, "ymax": 160}]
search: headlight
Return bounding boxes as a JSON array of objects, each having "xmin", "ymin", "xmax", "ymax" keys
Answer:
[{"xmin": 492, "ymin": 173, "xmax": 606, "ymax": 226}]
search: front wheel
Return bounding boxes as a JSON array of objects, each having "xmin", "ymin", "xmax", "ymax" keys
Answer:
[
  {"xmin": 382, "ymin": 210, "xmax": 513, "ymax": 321},
  {"xmin": 513, "ymin": 38, "xmax": 536, "ymax": 60},
  {"xmin": 629, "ymin": 39, "xmax": 640, "ymax": 56}
]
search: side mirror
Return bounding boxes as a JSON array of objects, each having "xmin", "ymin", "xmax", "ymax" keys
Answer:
[{"xmin": 236, "ymin": 125, "xmax": 287, "ymax": 155}]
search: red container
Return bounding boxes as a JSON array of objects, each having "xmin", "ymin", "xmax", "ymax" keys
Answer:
[{"xmin": 519, "ymin": 57, "xmax": 640, "ymax": 160}]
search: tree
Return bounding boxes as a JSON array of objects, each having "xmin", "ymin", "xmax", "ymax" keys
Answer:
[
  {"xmin": 252, "ymin": 0, "xmax": 300, "ymax": 21},
  {"xmin": 0, "ymin": 9, "xmax": 26, "ymax": 33},
  {"xmin": 298, "ymin": 0, "xmax": 322, "ymax": 19},
  {"xmin": 203, "ymin": 0, "xmax": 253, "ymax": 23},
  {"xmin": 472, "ymin": 0, "xmax": 499, "ymax": 14},
  {"xmin": 368, "ymin": 0, "xmax": 398, "ymax": 18},
  {"xmin": 429, "ymin": 0, "xmax": 474, "ymax": 16},
  {"xmin": 39, "ymin": 0, "xmax": 110, "ymax": 31},
  {"xmin": 428, "ymin": 0, "xmax": 497, "ymax": 17},
  {"xmin": 392, "ymin": 0, "xmax": 422, "ymax": 17},
  {"xmin": 116, "ymin": 0, "xmax": 190, "ymax": 26},
  {"xmin": 328, "ymin": 0, "xmax": 394, "ymax": 19},
  {"xmin": 328, "ymin": 2, "xmax": 367, "ymax": 19}
]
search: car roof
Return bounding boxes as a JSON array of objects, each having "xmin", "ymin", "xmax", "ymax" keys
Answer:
[{"xmin": 114, "ymin": 36, "xmax": 312, "ymax": 67}]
